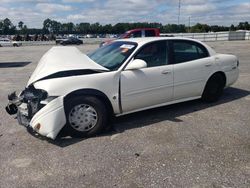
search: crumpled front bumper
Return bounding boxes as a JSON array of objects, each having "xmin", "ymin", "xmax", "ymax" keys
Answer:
[
  {"xmin": 6, "ymin": 91, "xmax": 66, "ymax": 139},
  {"xmin": 29, "ymin": 96, "xmax": 66, "ymax": 139}
]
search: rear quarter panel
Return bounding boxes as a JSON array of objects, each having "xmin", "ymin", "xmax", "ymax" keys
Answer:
[{"xmin": 214, "ymin": 53, "xmax": 239, "ymax": 86}]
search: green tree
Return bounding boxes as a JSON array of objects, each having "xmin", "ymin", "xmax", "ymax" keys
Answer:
[
  {"xmin": 237, "ymin": 22, "xmax": 250, "ymax": 30},
  {"xmin": 0, "ymin": 21, "xmax": 3, "ymax": 34},
  {"xmin": 43, "ymin": 18, "xmax": 52, "ymax": 34},
  {"xmin": 230, "ymin": 24, "xmax": 236, "ymax": 31},
  {"xmin": 50, "ymin": 20, "xmax": 61, "ymax": 34},
  {"xmin": 77, "ymin": 22, "xmax": 90, "ymax": 34},
  {"xmin": 18, "ymin": 21, "xmax": 24, "ymax": 29},
  {"xmin": 2, "ymin": 18, "xmax": 16, "ymax": 34}
]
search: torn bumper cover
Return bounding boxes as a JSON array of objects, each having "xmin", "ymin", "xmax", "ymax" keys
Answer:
[{"xmin": 5, "ymin": 86, "xmax": 66, "ymax": 139}]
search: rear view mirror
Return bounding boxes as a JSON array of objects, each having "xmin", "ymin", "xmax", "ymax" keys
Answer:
[{"xmin": 125, "ymin": 59, "xmax": 147, "ymax": 70}]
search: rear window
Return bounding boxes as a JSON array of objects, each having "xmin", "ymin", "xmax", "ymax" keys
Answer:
[
  {"xmin": 172, "ymin": 41, "xmax": 209, "ymax": 64},
  {"xmin": 130, "ymin": 31, "xmax": 141, "ymax": 38},
  {"xmin": 145, "ymin": 30, "xmax": 156, "ymax": 37}
]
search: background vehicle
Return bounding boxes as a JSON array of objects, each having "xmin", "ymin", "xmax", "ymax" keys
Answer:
[
  {"xmin": 58, "ymin": 37, "xmax": 83, "ymax": 45},
  {"xmin": 0, "ymin": 38, "xmax": 22, "ymax": 47},
  {"xmin": 100, "ymin": 28, "xmax": 160, "ymax": 47},
  {"xmin": 6, "ymin": 37, "xmax": 239, "ymax": 139}
]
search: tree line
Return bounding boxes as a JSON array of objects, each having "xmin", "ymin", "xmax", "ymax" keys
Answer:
[{"xmin": 0, "ymin": 18, "xmax": 250, "ymax": 36}]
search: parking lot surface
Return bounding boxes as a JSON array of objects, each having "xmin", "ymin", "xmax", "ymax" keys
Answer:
[{"xmin": 0, "ymin": 41, "xmax": 249, "ymax": 188}]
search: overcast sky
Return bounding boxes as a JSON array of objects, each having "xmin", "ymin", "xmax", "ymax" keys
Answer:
[{"xmin": 0, "ymin": 0, "xmax": 249, "ymax": 28}]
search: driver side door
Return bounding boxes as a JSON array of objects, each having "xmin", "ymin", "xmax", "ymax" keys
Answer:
[{"xmin": 120, "ymin": 40, "xmax": 174, "ymax": 113}]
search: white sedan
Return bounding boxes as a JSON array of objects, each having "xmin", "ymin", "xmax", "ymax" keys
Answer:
[
  {"xmin": 0, "ymin": 38, "xmax": 22, "ymax": 47},
  {"xmin": 6, "ymin": 37, "xmax": 239, "ymax": 139}
]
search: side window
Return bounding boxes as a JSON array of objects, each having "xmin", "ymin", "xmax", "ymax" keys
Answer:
[
  {"xmin": 145, "ymin": 30, "xmax": 156, "ymax": 37},
  {"xmin": 173, "ymin": 41, "xmax": 209, "ymax": 64},
  {"xmin": 130, "ymin": 31, "xmax": 141, "ymax": 38},
  {"xmin": 134, "ymin": 41, "xmax": 168, "ymax": 67}
]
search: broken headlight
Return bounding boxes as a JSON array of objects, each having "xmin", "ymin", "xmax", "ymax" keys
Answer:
[
  {"xmin": 19, "ymin": 86, "xmax": 48, "ymax": 117},
  {"xmin": 21, "ymin": 86, "xmax": 47, "ymax": 102}
]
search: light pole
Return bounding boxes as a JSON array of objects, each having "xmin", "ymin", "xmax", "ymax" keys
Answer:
[
  {"xmin": 188, "ymin": 16, "xmax": 191, "ymax": 33},
  {"xmin": 178, "ymin": 0, "xmax": 181, "ymax": 25}
]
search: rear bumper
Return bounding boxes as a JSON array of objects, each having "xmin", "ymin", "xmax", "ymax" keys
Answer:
[{"xmin": 225, "ymin": 67, "xmax": 239, "ymax": 87}]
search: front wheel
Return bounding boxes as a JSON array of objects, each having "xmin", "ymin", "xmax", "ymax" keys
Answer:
[
  {"xmin": 202, "ymin": 74, "xmax": 225, "ymax": 102},
  {"xmin": 64, "ymin": 96, "xmax": 108, "ymax": 138}
]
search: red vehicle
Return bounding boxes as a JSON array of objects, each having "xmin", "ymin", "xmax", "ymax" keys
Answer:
[{"xmin": 100, "ymin": 28, "xmax": 160, "ymax": 47}]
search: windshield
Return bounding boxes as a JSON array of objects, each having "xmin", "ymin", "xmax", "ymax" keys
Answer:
[{"xmin": 88, "ymin": 41, "xmax": 137, "ymax": 71}]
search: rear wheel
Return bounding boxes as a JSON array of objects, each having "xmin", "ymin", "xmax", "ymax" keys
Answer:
[
  {"xmin": 64, "ymin": 96, "xmax": 107, "ymax": 138},
  {"xmin": 202, "ymin": 74, "xmax": 225, "ymax": 102}
]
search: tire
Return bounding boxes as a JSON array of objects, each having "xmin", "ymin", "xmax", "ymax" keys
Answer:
[
  {"xmin": 13, "ymin": 43, "xmax": 18, "ymax": 47},
  {"xmin": 64, "ymin": 96, "xmax": 108, "ymax": 138},
  {"xmin": 202, "ymin": 74, "xmax": 225, "ymax": 102}
]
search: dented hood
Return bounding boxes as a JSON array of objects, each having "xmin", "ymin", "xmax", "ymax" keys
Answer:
[{"xmin": 27, "ymin": 46, "xmax": 108, "ymax": 86}]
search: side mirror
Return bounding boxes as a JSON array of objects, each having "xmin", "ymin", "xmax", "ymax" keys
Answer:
[{"xmin": 125, "ymin": 59, "xmax": 147, "ymax": 70}]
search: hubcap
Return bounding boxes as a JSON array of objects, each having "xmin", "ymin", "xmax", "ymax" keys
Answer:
[{"xmin": 68, "ymin": 104, "xmax": 98, "ymax": 132}]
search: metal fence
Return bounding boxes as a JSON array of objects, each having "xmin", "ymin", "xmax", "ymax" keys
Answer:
[
  {"xmin": 19, "ymin": 38, "xmax": 107, "ymax": 46},
  {"xmin": 2, "ymin": 31, "xmax": 249, "ymax": 47},
  {"xmin": 161, "ymin": 31, "xmax": 250, "ymax": 42}
]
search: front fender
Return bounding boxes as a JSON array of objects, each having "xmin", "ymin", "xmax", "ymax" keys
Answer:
[{"xmin": 30, "ymin": 96, "xmax": 66, "ymax": 139}]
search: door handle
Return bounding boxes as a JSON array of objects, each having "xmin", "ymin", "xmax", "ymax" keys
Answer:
[
  {"xmin": 205, "ymin": 63, "xmax": 212, "ymax": 67},
  {"xmin": 161, "ymin": 70, "xmax": 171, "ymax": 75},
  {"xmin": 232, "ymin": 66, "xmax": 237, "ymax": 70},
  {"xmin": 215, "ymin": 57, "xmax": 220, "ymax": 61}
]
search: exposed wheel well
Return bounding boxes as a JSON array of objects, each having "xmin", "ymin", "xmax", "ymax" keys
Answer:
[
  {"xmin": 208, "ymin": 71, "xmax": 226, "ymax": 88},
  {"xmin": 64, "ymin": 89, "xmax": 114, "ymax": 117}
]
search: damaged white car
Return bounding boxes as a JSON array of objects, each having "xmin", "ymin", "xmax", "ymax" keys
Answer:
[{"xmin": 6, "ymin": 37, "xmax": 239, "ymax": 139}]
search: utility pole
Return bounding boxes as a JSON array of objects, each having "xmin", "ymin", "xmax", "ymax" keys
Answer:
[
  {"xmin": 178, "ymin": 0, "xmax": 181, "ymax": 25},
  {"xmin": 188, "ymin": 16, "xmax": 191, "ymax": 33}
]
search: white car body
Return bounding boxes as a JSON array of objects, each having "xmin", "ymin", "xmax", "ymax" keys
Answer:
[
  {"xmin": 6, "ymin": 37, "xmax": 239, "ymax": 139},
  {"xmin": 0, "ymin": 38, "xmax": 22, "ymax": 47}
]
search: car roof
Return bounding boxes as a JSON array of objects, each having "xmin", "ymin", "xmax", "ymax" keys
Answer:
[
  {"xmin": 117, "ymin": 37, "xmax": 202, "ymax": 45},
  {"xmin": 126, "ymin": 28, "xmax": 159, "ymax": 32},
  {"xmin": 116, "ymin": 37, "xmax": 216, "ymax": 56}
]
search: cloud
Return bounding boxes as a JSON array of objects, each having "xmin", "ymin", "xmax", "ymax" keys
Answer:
[
  {"xmin": 67, "ymin": 0, "xmax": 161, "ymax": 23},
  {"xmin": 0, "ymin": 0, "xmax": 48, "ymax": 2},
  {"xmin": 62, "ymin": 0, "xmax": 95, "ymax": 2},
  {"xmin": 0, "ymin": 0, "xmax": 249, "ymax": 27},
  {"xmin": 182, "ymin": 4, "xmax": 216, "ymax": 14},
  {"xmin": 36, "ymin": 3, "xmax": 74, "ymax": 13},
  {"xmin": 234, "ymin": 2, "xmax": 250, "ymax": 14},
  {"xmin": 0, "ymin": 6, "xmax": 48, "ymax": 27}
]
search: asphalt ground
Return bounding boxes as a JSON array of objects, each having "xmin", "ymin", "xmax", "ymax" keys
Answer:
[{"xmin": 0, "ymin": 41, "xmax": 249, "ymax": 188}]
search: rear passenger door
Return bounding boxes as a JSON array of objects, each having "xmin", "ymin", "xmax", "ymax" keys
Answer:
[{"xmin": 170, "ymin": 40, "xmax": 214, "ymax": 100}]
